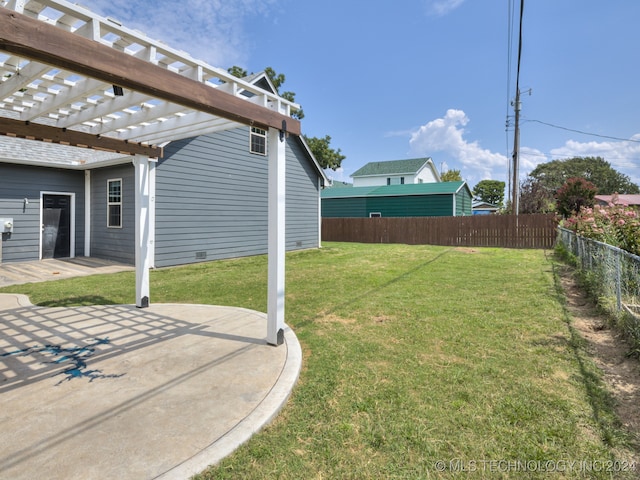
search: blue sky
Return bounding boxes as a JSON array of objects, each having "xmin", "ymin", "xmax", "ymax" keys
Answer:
[{"xmin": 90, "ymin": 0, "xmax": 640, "ymax": 190}]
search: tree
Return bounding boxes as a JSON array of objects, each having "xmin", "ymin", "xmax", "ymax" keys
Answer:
[
  {"xmin": 473, "ymin": 180, "xmax": 505, "ymax": 207},
  {"xmin": 227, "ymin": 65, "xmax": 247, "ymax": 78},
  {"xmin": 303, "ymin": 135, "xmax": 345, "ymax": 170},
  {"xmin": 555, "ymin": 177, "xmax": 597, "ymax": 217},
  {"xmin": 519, "ymin": 177, "xmax": 556, "ymax": 214},
  {"xmin": 529, "ymin": 156, "xmax": 639, "ymax": 195},
  {"xmin": 228, "ymin": 65, "xmax": 345, "ymax": 170},
  {"xmin": 440, "ymin": 169, "xmax": 462, "ymax": 182}
]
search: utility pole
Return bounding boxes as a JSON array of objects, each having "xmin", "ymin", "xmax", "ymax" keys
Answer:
[
  {"xmin": 511, "ymin": 0, "xmax": 525, "ymax": 216},
  {"xmin": 511, "ymin": 89, "xmax": 521, "ymax": 215}
]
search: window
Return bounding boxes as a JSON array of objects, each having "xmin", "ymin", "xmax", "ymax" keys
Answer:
[
  {"xmin": 369, "ymin": 212, "xmax": 382, "ymax": 218},
  {"xmin": 387, "ymin": 178, "xmax": 391, "ymax": 185},
  {"xmin": 250, "ymin": 127, "xmax": 267, "ymax": 155},
  {"xmin": 107, "ymin": 179, "xmax": 122, "ymax": 228},
  {"xmin": 400, "ymin": 177, "xmax": 405, "ymax": 184}
]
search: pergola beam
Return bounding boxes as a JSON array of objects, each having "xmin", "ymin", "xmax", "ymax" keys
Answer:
[
  {"xmin": 0, "ymin": 116, "xmax": 162, "ymax": 157},
  {"xmin": 0, "ymin": 8, "xmax": 301, "ymax": 136}
]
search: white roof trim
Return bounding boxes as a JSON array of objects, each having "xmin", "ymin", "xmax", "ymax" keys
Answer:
[{"xmin": 298, "ymin": 136, "xmax": 330, "ymax": 186}]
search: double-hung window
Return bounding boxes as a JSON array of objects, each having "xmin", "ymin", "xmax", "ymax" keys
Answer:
[
  {"xmin": 107, "ymin": 179, "xmax": 122, "ymax": 228},
  {"xmin": 250, "ymin": 127, "xmax": 267, "ymax": 155}
]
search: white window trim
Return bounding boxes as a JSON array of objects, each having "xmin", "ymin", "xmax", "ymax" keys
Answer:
[
  {"xmin": 369, "ymin": 212, "xmax": 382, "ymax": 218},
  {"xmin": 250, "ymin": 127, "xmax": 268, "ymax": 155},
  {"xmin": 107, "ymin": 178, "xmax": 123, "ymax": 228}
]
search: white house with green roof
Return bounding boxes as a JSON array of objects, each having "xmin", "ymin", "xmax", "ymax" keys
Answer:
[{"xmin": 351, "ymin": 158, "xmax": 440, "ymax": 187}]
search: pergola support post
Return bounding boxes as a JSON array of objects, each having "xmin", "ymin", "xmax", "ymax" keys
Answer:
[
  {"xmin": 267, "ymin": 126, "xmax": 286, "ymax": 346},
  {"xmin": 134, "ymin": 154, "xmax": 152, "ymax": 308}
]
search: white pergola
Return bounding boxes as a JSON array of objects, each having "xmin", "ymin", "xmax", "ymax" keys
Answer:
[{"xmin": 0, "ymin": 0, "xmax": 302, "ymax": 345}]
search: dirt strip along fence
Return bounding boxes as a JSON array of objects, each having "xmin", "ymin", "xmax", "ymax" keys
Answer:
[{"xmin": 322, "ymin": 214, "xmax": 558, "ymax": 249}]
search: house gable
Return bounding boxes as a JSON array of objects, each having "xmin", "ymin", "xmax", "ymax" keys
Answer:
[
  {"xmin": 351, "ymin": 158, "xmax": 440, "ymax": 187},
  {"xmin": 240, "ymin": 72, "xmax": 278, "ymax": 96}
]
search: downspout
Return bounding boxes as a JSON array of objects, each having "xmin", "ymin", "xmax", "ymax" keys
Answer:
[{"xmin": 318, "ymin": 177, "xmax": 322, "ymax": 248}]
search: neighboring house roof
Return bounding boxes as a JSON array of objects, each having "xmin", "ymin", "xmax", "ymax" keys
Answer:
[
  {"xmin": 351, "ymin": 158, "xmax": 439, "ymax": 179},
  {"xmin": 326, "ymin": 181, "xmax": 354, "ymax": 188},
  {"xmin": 472, "ymin": 200, "xmax": 499, "ymax": 210},
  {"xmin": 595, "ymin": 194, "xmax": 640, "ymax": 206},
  {"xmin": 322, "ymin": 181, "xmax": 469, "ymax": 199}
]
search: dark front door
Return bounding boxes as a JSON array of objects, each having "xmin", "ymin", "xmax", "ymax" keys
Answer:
[{"xmin": 42, "ymin": 194, "xmax": 71, "ymax": 259}]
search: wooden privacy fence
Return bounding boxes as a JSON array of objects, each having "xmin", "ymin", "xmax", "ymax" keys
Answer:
[{"xmin": 322, "ymin": 214, "xmax": 558, "ymax": 249}]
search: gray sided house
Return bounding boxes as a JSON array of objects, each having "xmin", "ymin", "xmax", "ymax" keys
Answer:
[
  {"xmin": 321, "ymin": 182, "xmax": 473, "ymax": 218},
  {"xmin": 0, "ymin": 127, "xmax": 325, "ymax": 266}
]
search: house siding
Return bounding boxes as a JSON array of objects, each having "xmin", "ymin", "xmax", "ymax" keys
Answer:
[
  {"xmin": 154, "ymin": 127, "xmax": 320, "ymax": 268},
  {"xmin": 455, "ymin": 188, "xmax": 472, "ymax": 216},
  {"xmin": 0, "ymin": 164, "xmax": 85, "ymax": 262},
  {"xmin": 285, "ymin": 135, "xmax": 322, "ymax": 250},
  {"xmin": 322, "ymin": 194, "xmax": 456, "ymax": 218},
  {"xmin": 1, "ymin": 127, "xmax": 322, "ymax": 267},
  {"xmin": 416, "ymin": 168, "xmax": 438, "ymax": 183},
  {"xmin": 90, "ymin": 165, "xmax": 136, "ymax": 264},
  {"xmin": 322, "ymin": 197, "xmax": 367, "ymax": 217},
  {"xmin": 367, "ymin": 195, "xmax": 454, "ymax": 217}
]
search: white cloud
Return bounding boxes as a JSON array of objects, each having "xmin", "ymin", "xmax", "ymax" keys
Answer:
[
  {"xmin": 89, "ymin": 0, "xmax": 277, "ymax": 67},
  {"xmin": 409, "ymin": 109, "xmax": 508, "ymax": 183},
  {"xmin": 426, "ymin": 0, "xmax": 466, "ymax": 16}
]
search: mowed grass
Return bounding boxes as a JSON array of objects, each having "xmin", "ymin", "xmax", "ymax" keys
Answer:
[{"xmin": 2, "ymin": 243, "xmax": 637, "ymax": 478}]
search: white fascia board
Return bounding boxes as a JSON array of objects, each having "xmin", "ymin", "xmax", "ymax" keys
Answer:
[{"xmin": 298, "ymin": 136, "xmax": 330, "ymax": 185}]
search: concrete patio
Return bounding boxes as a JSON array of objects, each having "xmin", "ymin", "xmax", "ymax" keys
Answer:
[
  {"xmin": 0, "ymin": 257, "xmax": 135, "ymax": 288},
  {"xmin": 0, "ymin": 281, "xmax": 301, "ymax": 479}
]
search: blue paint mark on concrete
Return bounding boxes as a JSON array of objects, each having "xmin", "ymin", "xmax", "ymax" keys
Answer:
[{"xmin": 1, "ymin": 338, "xmax": 124, "ymax": 385}]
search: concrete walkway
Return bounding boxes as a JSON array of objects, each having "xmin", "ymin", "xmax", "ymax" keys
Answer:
[
  {"xmin": 0, "ymin": 291, "xmax": 301, "ymax": 479},
  {"xmin": 0, "ymin": 257, "xmax": 134, "ymax": 287}
]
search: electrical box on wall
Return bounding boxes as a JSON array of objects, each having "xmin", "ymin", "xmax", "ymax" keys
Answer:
[{"xmin": 0, "ymin": 218, "xmax": 13, "ymax": 233}]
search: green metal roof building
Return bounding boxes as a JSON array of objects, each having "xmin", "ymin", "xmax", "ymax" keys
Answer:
[{"xmin": 321, "ymin": 181, "xmax": 473, "ymax": 218}]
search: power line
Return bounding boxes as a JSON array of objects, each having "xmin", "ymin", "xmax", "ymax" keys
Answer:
[{"xmin": 525, "ymin": 119, "xmax": 640, "ymax": 143}]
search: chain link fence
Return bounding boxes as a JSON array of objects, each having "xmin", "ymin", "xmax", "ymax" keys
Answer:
[{"xmin": 557, "ymin": 227, "xmax": 640, "ymax": 347}]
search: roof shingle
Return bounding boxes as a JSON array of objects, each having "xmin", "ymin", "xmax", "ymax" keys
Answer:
[{"xmin": 351, "ymin": 158, "xmax": 433, "ymax": 177}]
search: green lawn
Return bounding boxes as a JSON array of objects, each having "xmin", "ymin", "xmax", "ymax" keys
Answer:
[{"xmin": 2, "ymin": 243, "xmax": 637, "ymax": 478}]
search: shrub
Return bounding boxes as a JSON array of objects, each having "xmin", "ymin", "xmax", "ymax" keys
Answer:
[
  {"xmin": 555, "ymin": 177, "xmax": 597, "ymax": 218},
  {"xmin": 561, "ymin": 196, "xmax": 640, "ymax": 256}
]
